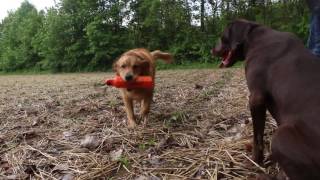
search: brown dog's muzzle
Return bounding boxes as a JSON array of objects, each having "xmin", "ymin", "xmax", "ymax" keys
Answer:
[{"xmin": 212, "ymin": 46, "xmax": 232, "ymax": 68}]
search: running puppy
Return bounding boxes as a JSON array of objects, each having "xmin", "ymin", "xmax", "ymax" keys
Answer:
[{"xmin": 113, "ymin": 48, "xmax": 173, "ymax": 128}]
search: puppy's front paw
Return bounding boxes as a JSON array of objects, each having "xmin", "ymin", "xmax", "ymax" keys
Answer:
[
  {"xmin": 127, "ymin": 120, "xmax": 137, "ymax": 129},
  {"xmin": 136, "ymin": 114, "xmax": 143, "ymax": 124},
  {"xmin": 142, "ymin": 115, "xmax": 148, "ymax": 127},
  {"xmin": 136, "ymin": 114, "xmax": 148, "ymax": 126}
]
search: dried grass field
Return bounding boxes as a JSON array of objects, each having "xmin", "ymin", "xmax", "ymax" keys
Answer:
[{"xmin": 0, "ymin": 69, "xmax": 278, "ymax": 179}]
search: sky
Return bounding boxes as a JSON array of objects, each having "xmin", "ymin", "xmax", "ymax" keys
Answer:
[{"xmin": 0, "ymin": 0, "xmax": 57, "ymax": 21}]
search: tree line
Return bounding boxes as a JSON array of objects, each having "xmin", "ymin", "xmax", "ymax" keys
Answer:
[{"xmin": 0, "ymin": 0, "xmax": 309, "ymax": 72}]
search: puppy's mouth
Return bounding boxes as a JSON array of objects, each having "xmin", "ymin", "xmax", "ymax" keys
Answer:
[
  {"xmin": 219, "ymin": 50, "xmax": 234, "ymax": 68},
  {"xmin": 123, "ymin": 75, "xmax": 137, "ymax": 83},
  {"xmin": 124, "ymin": 77, "xmax": 136, "ymax": 91},
  {"xmin": 125, "ymin": 78, "xmax": 136, "ymax": 83}
]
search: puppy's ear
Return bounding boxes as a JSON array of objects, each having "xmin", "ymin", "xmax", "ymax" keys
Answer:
[
  {"xmin": 112, "ymin": 62, "xmax": 119, "ymax": 75},
  {"xmin": 140, "ymin": 59, "xmax": 150, "ymax": 75},
  {"xmin": 141, "ymin": 59, "xmax": 149, "ymax": 68}
]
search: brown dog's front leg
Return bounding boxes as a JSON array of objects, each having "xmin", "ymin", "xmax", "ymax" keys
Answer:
[
  {"xmin": 123, "ymin": 97, "xmax": 136, "ymax": 128},
  {"xmin": 249, "ymin": 93, "xmax": 266, "ymax": 165}
]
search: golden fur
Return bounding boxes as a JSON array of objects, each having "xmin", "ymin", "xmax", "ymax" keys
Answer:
[{"xmin": 113, "ymin": 48, "xmax": 173, "ymax": 128}]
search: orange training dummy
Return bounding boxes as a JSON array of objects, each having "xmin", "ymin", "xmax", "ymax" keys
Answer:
[{"xmin": 105, "ymin": 76, "xmax": 154, "ymax": 89}]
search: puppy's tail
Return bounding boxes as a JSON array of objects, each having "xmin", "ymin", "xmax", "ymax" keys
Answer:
[{"xmin": 151, "ymin": 50, "xmax": 173, "ymax": 64}]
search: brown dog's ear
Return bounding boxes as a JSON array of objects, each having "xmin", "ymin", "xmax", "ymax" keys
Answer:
[{"xmin": 228, "ymin": 19, "xmax": 259, "ymax": 50}]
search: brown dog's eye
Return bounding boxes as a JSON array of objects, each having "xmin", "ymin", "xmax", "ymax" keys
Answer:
[
  {"xmin": 221, "ymin": 36, "xmax": 228, "ymax": 43},
  {"xmin": 121, "ymin": 65, "xmax": 126, "ymax": 68},
  {"xmin": 133, "ymin": 65, "xmax": 138, "ymax": 69}
]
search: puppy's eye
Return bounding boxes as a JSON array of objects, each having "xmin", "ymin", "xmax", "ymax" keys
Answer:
[
  {"xmin": 121, "ymin": 65, "xmax": 126, "ymax": 68},
  {"xmin": 133, "ymin": 65, "xmax": 138, "ymax": 69}
]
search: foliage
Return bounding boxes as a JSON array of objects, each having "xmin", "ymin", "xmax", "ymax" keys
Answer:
[
  {"xmin": 0, "ymin": 1, "xmax": 43, "ymax": 71},
  {"xmin": 0, "ymin": 0, "xmax": 310, "ymax": 72}
]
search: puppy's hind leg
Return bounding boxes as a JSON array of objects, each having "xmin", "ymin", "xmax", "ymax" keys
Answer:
[{"xmin": 123, "ymin": 97, "xmax": 136, "ymax": 128}]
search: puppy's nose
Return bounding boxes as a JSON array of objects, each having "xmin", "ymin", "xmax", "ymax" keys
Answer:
[{"xmin": 125, "ymin": 74, "xmax": 133, "ymax": 81}]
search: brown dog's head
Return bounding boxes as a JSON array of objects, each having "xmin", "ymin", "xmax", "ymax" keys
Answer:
[
  {"xmin": 212, "ymin": 19, "xmax": 259, "ymax": 68},
  {"xmin": 113, "ymin": 50, "xmax": 150, "ymax": 82}
]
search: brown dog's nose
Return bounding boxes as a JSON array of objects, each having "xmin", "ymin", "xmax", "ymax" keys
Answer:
[{"xmin": 125, "ymin": 74, "xmax": 133, "ymax": 81}]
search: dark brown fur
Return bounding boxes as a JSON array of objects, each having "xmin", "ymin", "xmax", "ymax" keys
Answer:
[
  {"xmin": 212, "ymin": 19, "xmax": 320, "ymax": 180},
  {"xmin": 113, "ymin": 48, "xmax": 173, "ymax": 128}
]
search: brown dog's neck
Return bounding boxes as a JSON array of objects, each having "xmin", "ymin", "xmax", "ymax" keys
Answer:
[
  {"xmin": 243, "ymin": 26, "xmax": 267, "ymax": 60},
  {"xmin": 243, "ymin": 26, "xmax": 261, "ymax": 57}
]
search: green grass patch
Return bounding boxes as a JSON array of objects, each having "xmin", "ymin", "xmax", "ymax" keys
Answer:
[
  {"xmin": 0, "ymin": 61, "xmax": 244, "ymax": 75},
  {"xmin": 156, "ymin": 61, "xmax": 244, "ymax": 70},
  {"xmin": 0, "ymin": 69, "xmax": 51, "ymax": 75},
  {"xmin": 199, "ymin": 70, "xmax": 234, "ymax": 99},
  {"xmin": 138, "ymin": 138, "xmax": 156, "ymax": 151},
  {"xmin": 156, "ymin": 61, "xmax": 219, "ymax": 70},
  {"xmin": 118, "ymin": 156, "xmax": 130, "ymax": 167}
]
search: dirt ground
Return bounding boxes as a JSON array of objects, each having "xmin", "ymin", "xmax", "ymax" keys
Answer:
[{"xmin": 0, "ymin": 69, "xmax": 278, "ymax": 180}]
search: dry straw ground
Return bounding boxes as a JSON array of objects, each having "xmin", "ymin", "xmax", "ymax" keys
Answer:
[{"xmin": 0, "ymin": 69, "xmax": 278, "ymax": 180}]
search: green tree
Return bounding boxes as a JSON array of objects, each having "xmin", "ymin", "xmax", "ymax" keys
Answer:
[
  {"xmin": 0, "ymin": 0, "xmax": 311, "ymax": 72},
  {"xmin": 0, "ymin": 1, "xmax": 43, "ymax": 71},
  {"xmin": 33, "ymin": 8, "xmax": 71, "ymax": 72},
  {"xmin": 85, "ymin": 0, "xmax": 132, "ymax": 71}
]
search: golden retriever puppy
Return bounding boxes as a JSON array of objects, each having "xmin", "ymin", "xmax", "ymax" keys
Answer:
[{"xmin": 113, "ymin": 48, "xmax": 173, "ymax": 128}]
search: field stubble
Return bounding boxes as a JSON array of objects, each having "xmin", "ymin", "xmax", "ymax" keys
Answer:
[{"xmin": 0, "ymin": 69, "xmax": 277, "ymax": 179}]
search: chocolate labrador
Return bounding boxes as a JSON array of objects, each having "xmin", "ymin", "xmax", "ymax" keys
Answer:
[{"xmin": 212, "ymin": 19, "xmax": 320, "ymax": 179}]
